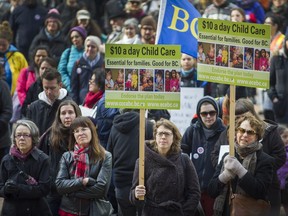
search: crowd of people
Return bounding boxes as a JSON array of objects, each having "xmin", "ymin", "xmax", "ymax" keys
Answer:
[{"xmin": 0, "ymin": 0, "xmax": 288, "ymax": 215}]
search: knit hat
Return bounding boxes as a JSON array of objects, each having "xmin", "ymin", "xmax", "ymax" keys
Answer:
[
  {"xmin": 140, "ymin": 15, "xmax": 156, "ymax": 30},
  {"xmin": 69, "ymin": 26, "xmax": 87, "ymax": 40},
  {"xmin": 85, "ymin": 36, "xmax": 101, "ymax": 49},
  {"xmin": 77, "ymin": 9, "xmax": 90, "ymax": 20},
  {"xmin": 46, "ymin": 8, "xmax": 61, "ymax": 21},
  {"xmin": 106, "ymin": 0, "xmax": 127, "ymax": 20},
  {"xmin": 196, "ymin": 96, "xmax": 219, "ymax": 117},
  {"xmin": 45, "ymin": 8, "xmax": 61, "ymax": 27},
  {"xmin": 0, "ymin": 21, "xmax": 13, "ymax": 43}
]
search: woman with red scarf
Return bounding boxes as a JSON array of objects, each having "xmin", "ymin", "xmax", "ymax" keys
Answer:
[
  {"xmin": 56, "ymin": 116, "xmax": 112, "ymax": 216},
  {"xmin": 83, "ymin": 68, "xmax": 105, "ymax": 112}
]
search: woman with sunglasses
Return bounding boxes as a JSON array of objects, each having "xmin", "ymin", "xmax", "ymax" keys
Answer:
[
  {"xmin": 208, "ymin": 113, "xmax": 273, "ymax": 216},
  {"xmin": 181, "ymin": 96, "xmax": 226, "ymax": 216},
  {"xmin": 130, "ymin": 118, "xmax": 201, "ymax": 216},
  {"xmin": 0, "ymin": 120, "xmax": 52, "ymax": 216},
  {"xmin": 211, "ymin": 98, "xmax": 286, "ymax": 215}
]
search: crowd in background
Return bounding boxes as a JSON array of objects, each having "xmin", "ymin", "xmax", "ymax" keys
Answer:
[{"xmin": 0, "ymin": 0, "xmax": 288, "ymax": 215}]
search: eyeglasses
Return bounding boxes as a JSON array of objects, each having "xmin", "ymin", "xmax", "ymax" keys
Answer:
[
  {"xmin": 200, "ymin": 110, "xmax": 217, "ymax": 117},
  {"xmin": 73, "ymin": 127, "xmax": 89, "ymax": 134},
  {"xmin": 15, "ymin": 134, "xmax": 32, "ymax": 139},
  {"xmin": 156, "ymin": 131, "xmax": 173, "ymax": 137},
  {"xmin": 141, "ymin": 27, "xmax": 154, "ymax": 31},
  {"xmin": 237, "ymin": 127, "xmax": 257, "ymax": 136}
]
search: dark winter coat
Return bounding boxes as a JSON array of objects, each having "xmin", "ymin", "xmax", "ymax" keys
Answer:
[
  {"xmin": 38, "ymin": 128, "xmax": 69, "ymax": 199},
  {"xmin": 130, "ymin": 144, "xmax": 201, "ymax": 216},
  {"xmin": 181, "ymin": 118, "xmax": 226, "ymax": 191},
  {"xmin": 0, "ymin": 148, "xmax": 51, "ymax": 216},
  {"xmin": 0, "ymin": 80, "xmax": 12, "ymax": 149},
  {"xmin": 29, "ymin": 28, "xmax": 67, "ymax": 63},
  {"xmin": 95, "ymin": 93, "xmax": 119, "ymax": 148},
  {"xmin": 268, "ymin": 52, "xmax": 288, "ymax": 123},
  {"xmin": 21, "ymin": 78, "xmax": 43, "ymax": 117},
  {"xmin": 9, "ymin": 4, "xmax": 47, "ymax": 59},
  {"xmin": 70, "ymin": 55, "xmax": 104, "ymax": 105},
  {"xmin": 55, "ymin": 151, "xmax": 112, "ymax": 215},
  {"xmin": 107, "ymin": 111, "xmax": 153, "ymax": 190},
  {"xmin": 26, "ymin": 89, "xmax": 70, "ymax": 135},
  {"xmin": 208, "ymin": 150, "xmax": 274, "ymax": 216}
]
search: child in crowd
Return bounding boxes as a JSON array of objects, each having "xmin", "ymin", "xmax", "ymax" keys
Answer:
[
  {"xmin": 105, "ymin": 70, "xmax": 114, "ymax": 90},
  {"xmin": 277, "ymin": 125, "xmax": 288, "ymax": 215},
  {"xmin": 155, "ymin": 70, "xmax": 164, "ymax": 91},
  {"xmin": 131, "ymin": 69, "xmax": 138, "ymax": 90},
  {"xmin": 165, "ymin": 70, "xmax": 170, "ymax": 92},
  {"xmin": 114, "ymin": 69, "xmax": 124, "ymax": 90},
  {"xmin": 170, "ymin": 70, "xmax": 179, "ymax": 92}
]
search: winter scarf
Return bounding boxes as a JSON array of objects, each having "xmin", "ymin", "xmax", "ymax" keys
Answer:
[{"xmin": 70, "ymin": 143, "xmax": 90, "ymax": 178}]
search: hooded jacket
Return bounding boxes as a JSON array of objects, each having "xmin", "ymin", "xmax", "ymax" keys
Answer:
[
  {"xmin": 26, "ymin": 88, "xmax": 70, "ymax": 135},
  {"xmin": 107, "ymin": 111, "xmax": 153, "ymax": 189},
  {"xmin": 181, "ymin": 96, "xmax": 226, "ymax": 190}
]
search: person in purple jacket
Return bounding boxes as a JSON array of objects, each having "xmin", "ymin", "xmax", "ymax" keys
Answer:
[{"xmin": 277, "ymin": 125, "xmax": 288, "ymax": 215}]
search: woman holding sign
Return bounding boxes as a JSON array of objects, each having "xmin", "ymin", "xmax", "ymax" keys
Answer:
[
  {"xmin": 208, "ymin": 113, "xmax": 273, "ymax": 216},
  {"xmin": 130, "ymin": 118, "xmax": 201, "ymax": 216}
]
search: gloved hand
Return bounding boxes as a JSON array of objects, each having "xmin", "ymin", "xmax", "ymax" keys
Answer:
[
  {"xmin": 4, "ymin": 180, "xmax": 19, "ymax": 195},
  {"xmin": 218, "ymin": 168, "xmax": 236, "ymax": 184},
  {"xmin": 224, "ymin": 156, "xmax": 247, "ymax": 178}
]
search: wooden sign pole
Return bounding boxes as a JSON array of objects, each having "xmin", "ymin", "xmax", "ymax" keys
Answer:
[
  {"xmin": 138, "ymin": 109, "xmax": 145, "ymax": 200},
  {"xmin": 229, "ymin": 84, "xmax": 236, "ymax": 156}
]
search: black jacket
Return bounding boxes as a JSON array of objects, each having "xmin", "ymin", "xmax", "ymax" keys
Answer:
[
  {"xmin": 181, "ymin": 118, "xmax": 226, "ymax": 191},
  {"xmin": 29, "ymin": 28, "xmax": 67, "ymax": 63},
  {"xmin": 26, "ymin": 89, "xmax": 70, "ymax": 135},
  {"xmin": 0, "ymin": 80, "xmax": 12, "ymax": 149},
  {"xmin": 208, "ymin": 150, "xmax": 274, "ymax": 216},
  {"xmin": 21, "ymin": 78, "xmax": 43, "ymax": 117},
  {"xmin": 9, "ymin": 4, "xmax": 47, "ymax": 59},
  {"xmin": 0, "ymin": 148, "xmax": 51, "ymax": 216},
  {"xmin": 130, "ymin": 144, "xmax": 201, "ymax": 216},
  {"xmin": 55, "ymin": 151, "xmax": 112, "ymax": 215},
  {"xmin": 107, "ymin": 111, "xmax": 154, "ymax": 189}
]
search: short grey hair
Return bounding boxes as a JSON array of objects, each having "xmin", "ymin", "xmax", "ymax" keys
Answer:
[{"xmin": 12, "ymin": 120, "xmax": 40, "ymax": 146}]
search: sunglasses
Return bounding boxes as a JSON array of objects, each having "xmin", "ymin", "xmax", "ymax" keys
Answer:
[
  {"xmin": 200, "ymin": 110, "xmax": 217, "ymax": 117},
  {"xmin": 237, "ymin": 127, "xmax": 257, "ymax": 136}
]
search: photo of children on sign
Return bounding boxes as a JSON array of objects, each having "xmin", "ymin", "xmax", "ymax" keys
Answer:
[
  {"xmin": 229, "ymin": 46, "xmax": 243, "ymax": 69},
  {"xmin": 197, "ymin": 42, "xmax": 270, "ymax": 72},
  {"xmin": 105, "ymin": 68, "xmax": 181, "ymax": 92}
]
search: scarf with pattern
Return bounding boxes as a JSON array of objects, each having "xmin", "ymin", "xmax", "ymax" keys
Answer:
[{"xmin": 70, "ymin": 143, "xmax": 90, "ymax": 178}]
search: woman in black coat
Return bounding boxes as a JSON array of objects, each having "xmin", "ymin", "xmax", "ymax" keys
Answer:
[
  {"xmin": 208, "ymin": 113, "xmax": 274, "ymax": 216},
  {"xmin": 0, "ymin": 120, "xmax": 51, "ymax": 216},
  {"xmin": 130, "ymin": 118, "xmax": 201, "ymax": 216}
]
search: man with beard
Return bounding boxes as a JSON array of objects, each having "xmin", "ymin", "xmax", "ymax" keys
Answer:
[{"xmin": 139, "ymin": 15, "xmax": 156, "ymax": 44}]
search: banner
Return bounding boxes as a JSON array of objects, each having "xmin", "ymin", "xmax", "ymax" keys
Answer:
[
  {"xmin": 156, "ymin": 0, "xmax": 200, "ymax": 58},
  {"xmin": 105, "ymin": 44, "xmax": 181, "ymax": 109},
  {"xmin": 197, "ymin": 18, "xmax": 271, "ymax": 89}
]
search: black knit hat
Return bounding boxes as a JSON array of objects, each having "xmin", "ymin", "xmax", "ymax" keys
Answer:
[{"xmin": 196, "ymin": 96, "xmax": 219, "ymax": 117}]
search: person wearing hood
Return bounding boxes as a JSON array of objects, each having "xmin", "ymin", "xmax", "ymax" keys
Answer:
[
  {"xmin": 0, "ymin": 21, "xmax": 28, "ymax": 95},
  {"xmin": 268, "ymin": 35, "xmax": 288, "ymax": 125},
  {"xmin": 107, "ymin": 109, "xmax": 154, "ymax": 216},
  {"xmin": 181, "ymin": 95, "xmax": 226, "ymax": 216},
  {"xmin": 26, "ymin": 68, "xmax": 70, "ymax": 136}
]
